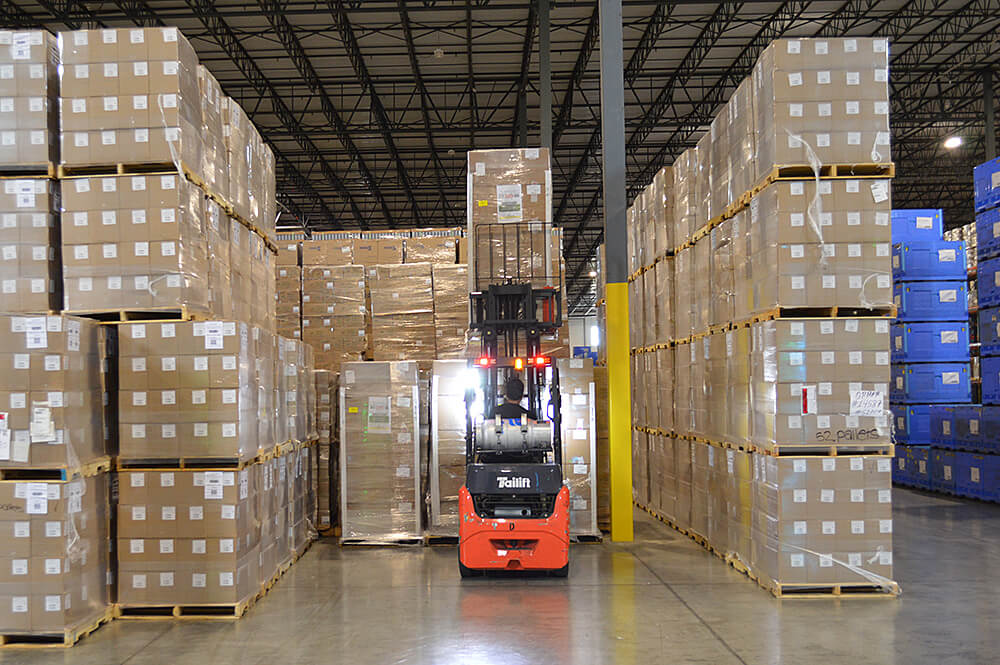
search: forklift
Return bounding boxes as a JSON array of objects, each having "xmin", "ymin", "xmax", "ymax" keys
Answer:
[{"xmin": 458, "ymin": 224, "xmax": 569, "ymax": 577}]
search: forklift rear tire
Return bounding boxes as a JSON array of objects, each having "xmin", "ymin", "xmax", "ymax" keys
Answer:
[
  {"xmin": 550, "ymin": 563, "xmax": 569, "ymax": 578},
  {"xmin": 459, "ymin": 551, "xmax": 477, "ymax": 578}
]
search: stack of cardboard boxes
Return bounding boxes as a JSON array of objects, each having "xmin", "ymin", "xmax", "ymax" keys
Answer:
[
  {"xmin": 0, "ymin": 314, "xmax": 113, "ymax": 638},
  {"xmin": 0, "ymin": 31, "xmax": 61, "ymax": 314},
  {"xmin": 0, "ymin": 30, "xmax": 59, "ymax": 169},
  {"xmin": 369, "ymin": 263, "xmax": 435, "ymax": 363},
  {"xmin": 314, "ymin": 370, "xmax": 334, "ymax": 531},
  {"xmin": 427, "ymin": 360, "xmax": 466, "ymax": 535},
  {"xmin": 339, "ymin": 361, "xmax": 422, "ymax": 543},
  {"xmin": 302, "ymin": 265, "xmax": 367, "ymax": 368},
  {"xmin": 626, "ymin": 38, "xmax": 897, "ymax": 596},
  {"xmin": 558, "ymin": 358, "xmax": 600, "ymax": 538},
  {"xmin": 431, "ymin": 264, "xmax": 468, "ymax": 359}
]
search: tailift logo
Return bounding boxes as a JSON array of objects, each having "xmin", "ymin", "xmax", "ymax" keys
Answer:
[{"xmin": 497, "ymin": 476, "xmax": 530, "ymax": 489}]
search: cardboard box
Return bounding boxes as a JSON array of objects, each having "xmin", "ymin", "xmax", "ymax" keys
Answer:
[{"xmin": 0, "ymin": 178, "xmax": 61, "ymax": 313}]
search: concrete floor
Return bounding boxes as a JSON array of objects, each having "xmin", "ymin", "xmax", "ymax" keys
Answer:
[{"xmin": 3, "ymin": 487, "xmax": 999, "ymax": 665}]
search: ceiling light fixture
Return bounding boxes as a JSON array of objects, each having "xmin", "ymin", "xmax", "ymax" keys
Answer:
[{"xmin": 944, "ymin": 136, "xmax": 963, "ymax": 149}]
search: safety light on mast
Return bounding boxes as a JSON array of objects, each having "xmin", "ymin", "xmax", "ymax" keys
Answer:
[
  {"xmin": 476, "ymin": 355, "xmax": 492, "ymax": 368},
  {"xmin": 514, "ymin": 357, "xmax": 524, "ymax": 371}
]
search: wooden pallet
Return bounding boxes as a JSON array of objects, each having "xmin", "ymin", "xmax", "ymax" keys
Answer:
[
  {"xmin": 764, "ymin": 581, "xmax": 900, "ymax": 599},
  {"xmin": 752, "ymin": 305, "xmax": 896, "ymax": 322},
  {"xmin": 340, "ymin": 537, "xmax": 424, "ymax": 547},
  {"xmin": 58, "ymin": 160, "xmax": 201, "ymax": 179},
  {"xmin": 62, "ymin": 305, "xmax": 212, "ymax": 324},
  {"xmin": 0, "ymin": 606, "xmax": 113, "ymax": 648},
  {"xmin": 754, "ymin": 443, "xmax": 894, "ymax": 457},
  {"xmin": 754, "ymin": 163, "xmax": 895, "ymax": 192},
  {"xmin": 0, "ymin": 456, "xmax": 112, "ymax": 481},
  {"xmin": 0, "ymin": 163, "xmax": 57, "ymax": 179},
  {"xmin": 571, "ymin": 533, "xmax": 604, "ymax": 544},
  {"xmin": 117, "ymin": 455, "xmax": 255, "ymax": 471},
  {"xmin": 115, "ymin": 594, "xmax": 258, "ymax": 620},
  {"xmin": 424, "ymin": 534, "xmax": 459, "ymax": 546}
]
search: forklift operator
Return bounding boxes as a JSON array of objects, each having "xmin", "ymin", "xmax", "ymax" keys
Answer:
[{"xmin": 497, "ymin": 377, "xmax": 537, "ymax": 421}]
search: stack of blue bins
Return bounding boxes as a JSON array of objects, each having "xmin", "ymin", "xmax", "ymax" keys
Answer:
[{"xmin": 889, "ymin": 209, "xmax": 973, "ymax": 493}]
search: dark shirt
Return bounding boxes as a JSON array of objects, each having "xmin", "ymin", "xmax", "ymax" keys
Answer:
[{"xmin": 497, "ymin": 401, "xmax": 530, "ymax": 419}]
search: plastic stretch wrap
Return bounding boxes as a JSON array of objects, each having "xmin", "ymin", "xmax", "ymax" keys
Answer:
[
  {"xmin": 710, "ymin": 219, "xmax": 735, "ymax": 327},
  {"xmin": 281, "ymin": 337, "xmax": 306, "ymax": 443},
  {"xmin": 627, "ymin": 200, "xmax": 639, "ymax": 274},
  {"xmin": 229, "ymin": 219, "xmax": 251, "ymax": 322},
  {"xmin": 694, "ymin": 238, "xmax": 711, "ymax": 331},
  {"xmin": 651, "ymin": 166, "xmax": 673, "ymax": 258},
  {"xmin": 370, "ymin": 263, "xmax": 434, "ymax": 361},
  {"xmin": 197, "ymin": 65, "xmax": 228, "ymax": 206},
  {"xmin": 637, "ymin": 189, "xmax": 651, "ymax": 270},
  {"xmin": 747, "ymin": 179, "xmax": 892, "ymax": 313},
  {"xmin": 642, "ymin": 351, "xmax": 658, "ymax": 434},
  {"xmin": 672, "ymin": 148, "xmax": 698, "ymax": 246},
  {"xmin": 750, "ymin": 318, "xmax": 891, "ymax": 451},
  {"xmin": 0, "ymin": 178, "xmax": 61, "ymax": 313},
  {"xmin": 627, "ymin": 276, "xmax": 642, "ymax": 349},
  {"xmin": 656, "ymin": 346, "xmax": 674, "ymax": 433},
  {"xmin": 205, "ymin": 198, "xmax": 232, "ymax": 319},
  {"xmin": 672, "ymin": 246, "xmax": 693, "ymax": 338},
  {"xmin": 339, "ymin": 361, "xmax": 422, "ymax": 542},
  {"xmin": 642, "ymin": 264, "xmax": 656, "ymax": 347},
  {"xmin": 0, "ymin": 472, "xmax": 111, "ymax": 634},
  {"xmin": 674, "ymin": 341, "xmax": 693, "ymax": 435},
  {"xmin": 427, "ymin": 361, "xmax": 466, "ymax": 535},
  {"xmin": 728, "ymin": 78, "xmax": 756, "ymax": 205},
  {"xmin": 302, "ymin": 264, "xmax": 368, "ymax": 369},
  {"xmin": 690, "ymin": 337, "xmax": 708, "ymax": 439},
  {"xmin": 432, "ymin": 264, "xmax": 469, "ymax": 359},
  {"xmin": 0, "ymin": 314, "xmax": 107, "ymax": 469},
  {"xmin": 314, "ymin": 370, "xmax": 333, "ymax": 530},
  {"xmin": 654, "ymin": 259, "xmax": 673, "ymax": 344},
  {"xmin": 249, "ymin": 233, "xmax": 274, "ymax": 332},
  {"xmin": 119, "ymin": 320, "xmax": 260, "ymax": 460},
  {"xmin": 301, "ymin": 235, "xmax": 355, "ymax": 266},
  {"xmin": 632, "ymin": 428, "xmax": 648, "ymax": 506},
  {"xmin": 629, "ymin": 354, "xmax": 644, "ymax": 427},
  {"xmin": 728, "ymin": 327, "xmax": 752, "ymax": 444},
  {"xmin": 118, "ymin": 466, "xmax": 268, "ymax": 606},
  {"xmin": 0, "ymin": 30, "xmax": 59, "ymax": 167},
  {"xmin": 58, "ymin": 29, "xmax": 202, "ymax": 172},
  {"xmin": 710, "ymin": 112, "xmax": 731, "ymax": 221},
  {"xmin": 752, "ymin": 38, "xmax": 890, "ymax": 183},
  {"xmin": 303, "ymin": 346, "xmax": 317, "ymax": 441},
  {"xmin": 696, "ymin": 132, "xmax": 713, "ymax": 230},
  {"xmin": 254, "ymin": 327, "xmax": 276, "ymax": 456},
  {"xmin": 406, "ymin": 230, "xmax": 459, "ymax": 264},
  {"xmin": 705, "ymin": 333, "xmax": 728, "ymax": 443},
  {"xmin": 556, "ymin": 358, "xmax": 601, "ymax": 536},
  {"xmin": 275, "ymin": 265, "xmax": 301, "ymax": 340},
  {"xmin": 61, "ymin": 173, "xmax": 209, "ymax": 312},
  {"xmin": 731, "ymin": 209, "xmax": 752, "ymax": 322}
]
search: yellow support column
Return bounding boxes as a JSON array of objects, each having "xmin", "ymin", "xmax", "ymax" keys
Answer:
[{"xmin": 605, "ymin": 282, "xmax": 633, "ymax": 541}]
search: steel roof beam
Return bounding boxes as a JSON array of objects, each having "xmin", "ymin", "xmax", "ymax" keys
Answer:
[
  {"xmin": 257, "ymin": 0, "xmax": 398, "ymax": 227},
  {"xmin": 397, "ymin": 0, "xmax": 458, "ymax": 225}
]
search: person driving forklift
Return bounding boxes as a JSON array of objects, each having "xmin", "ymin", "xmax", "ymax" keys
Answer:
[{"xmin": 497, "ymin": 376, "xmax": 537, "ymax": 421}]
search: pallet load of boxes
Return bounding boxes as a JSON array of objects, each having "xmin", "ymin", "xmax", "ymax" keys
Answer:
[
  {"xmin": 0, "ymin": 27, "xmax": 319, "ymax": 644},
  {"xmin": 893, "ymin": 159, "xmax": 1000, "ymax": 499},
  {"xmin": 624, "ymin": 37, "xmax": 899, "ymax": 598}
]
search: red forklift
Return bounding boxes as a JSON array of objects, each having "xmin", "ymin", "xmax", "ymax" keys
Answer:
[{"xmin": 458, "ymin": 224, "xmax": 569, "ymax": 577}]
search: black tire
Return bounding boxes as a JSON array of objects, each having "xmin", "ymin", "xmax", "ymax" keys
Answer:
[
  {"xmin": 459, "ymin": 549, "xmax": 477, "ymax": 578},
  {"xmin": 550, "ymin": 563, "xmax": 569, "ymax": 578}
]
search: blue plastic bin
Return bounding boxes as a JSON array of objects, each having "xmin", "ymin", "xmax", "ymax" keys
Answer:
[
  {"xmin": 892, "ymin": 403, "xmax": 932, "ymax": 444},
  {"xmin": 892, "ymin": 209, "xmax": 943, "ymax": 244},
  {"xmin": 954, "ymin": 405, "xmax": 983, "ymax": 452},
  {"xmin": 930, "ymin": 449, "xmax": 957, "ymax": 493},
  {"xmin": 891, "ymin": 362, "xmax": 971, "ymax": 403},
  {"xmin": 892, "ymin": 241, "xmax": 967, "ymax": 281},
  {"xmin": 893, "ymin": 280, "xmax": 968, "ymax": 321},
  {"xmin": 976, "ymin": 207, "xmax": 1000, "ymax": 260},
  {"xmin": 893, "ymin": 445, "xmax": 910, "ymax": 485},
  {"xmin": 891, "ymin": 321, "xmax": 970, "ymax": 363},
  {"xmin": 910, "ymin": 446, "xmax": 931, "ymax": 489},
  {"xmin": 982, "ymin": 357, "xmax": 1000, "ymax": 404},
  {"xmin": 979, "ymin": 256, "xmax": 1000, "ymax": 307},
  {"xmin": 978, "ymin": 307, "xmax": 1000, "ymax": 356},
  {"xmin": 975, "ymin": 157, "xmax": 1000, "ymax": 213},
  {"xmin": 954, "ymin": 451, "xmax": 989, "ymax": 499}
]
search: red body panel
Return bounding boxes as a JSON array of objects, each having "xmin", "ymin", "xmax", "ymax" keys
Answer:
[{"xmin": 458, "ymin": 485, "xmax": 570, "ymax": 571}]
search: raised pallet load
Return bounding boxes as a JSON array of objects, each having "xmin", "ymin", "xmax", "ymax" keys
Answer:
[{"xmin": 0, "ymin": 30, "xmax": 59, "ymax": 175}]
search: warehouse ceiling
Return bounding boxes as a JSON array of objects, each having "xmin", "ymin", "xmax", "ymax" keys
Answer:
[{"xmin": 6, "ymin": 0, "xmax": 1000, "ymax": 314}]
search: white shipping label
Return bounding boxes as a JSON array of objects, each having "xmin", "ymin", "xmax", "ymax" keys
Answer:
[
  {"xmin": 822, "ymin": 458, "xmax": 836, "ymax": 472},
  {"xmin": 495, "ymin": 184, "xmax": 523, "ymax": 222},
  {"xmin": 941, "ymin": 371, "xmax": 960, "ymax": 385},
  {"xmin": 944, "ymin": 465, "xmax": 953, "ymax": 481},
  {"xmin": 972, "ymin": 467, "xmax": 981, "ymax": 483},
  {"xmin": 192, "ymin": 573, "xmax": 206, "ymax": 588},
  {"xmin": 939, "ymin": 289, "xmax": 957, "ymax": 302},
  {"xmin": 130, "ymin": 540, "xmax": 144, "ymax": 554},
  {"xmin": 822, "ymin": 521, "xmax": 836, "ymax": 535},
  {"xmin": 971, "ymin": 419, "xmax": 980, "ymax": 435},
  {"xmin": 793, "ymin": 489, "xmax": 807, "ymax": 503},
  {"xmin": 916, "ymin": 216, "xmax": 933, "ymax": 229},
  {"xmin": 790, "ymin": 554, "xmax": 805, "ymax": 568},
  {"xmin": 938, "ymin": 249, "xmax": 956, "ymax": 262},
  {"xmin": 941, "ymin": 330, "xmax": 959, "ymax": 344},
  {"xmin": 793, "ymin": 521, "xmax": 807, "ymax": 535},
  {"xmin": 851, "ymin": 489, "xmax": 865, "ymax": 502},
  {"xmin": 820, "ymin": 489, "xmax": 835, "ymax": 503},
  {"xmin": 871, "ymin": 181, "xmax": 889, "ymax": 203},
  {"xmin": 189, "ymin": 506, "xmax": 203, "ymax": 520}
]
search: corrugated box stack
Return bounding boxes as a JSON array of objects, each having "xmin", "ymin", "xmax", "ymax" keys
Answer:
[
  {"xmin": 432, "ymin": 263, "xmax": 468, "ymax": 359},
  {"xmin": 0, "ymin": 30, "xmax": 59, "ymax": 169},
  {"xmin": 0, "ymin": 31, "xmax": 61, "ymax": 314},
  {"xmin": 58, "ymin": 27, "xmax": 277, "ymax": 322},
  {"xmin": 369, "ymin": 263, "xmax": 435, "ymax": 362},
  {"xmin": 314, "ymin": 370, "xmax": 334, "ymax": 532},
  {"xmin": 339, "ymin": 361, "xmax": 422, "ymax": 544},
  {"xmin": 427, "ymin": 360, "xmax": 467, "ymax": 536},
  {"xmin": 626, "ymin": 37, "xmax": 898, "ymax": 597},
  {"xmin": 116, "ymin": 321, "xmax": 318, "ymax": 613},
  {"xmin": 558, "ymin": 358, "xmax": 600, "ymax": 538},
  {"xmin": 302, "ymin": 264, "xmax": 367, "ymax": 368},
  {"xmin": 275, "ymin": 265, "xmax": 300, "ymax": 339},
  {"xmin": 0, "ymin": 314, "xmax": 113, "ymax": 641}
]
